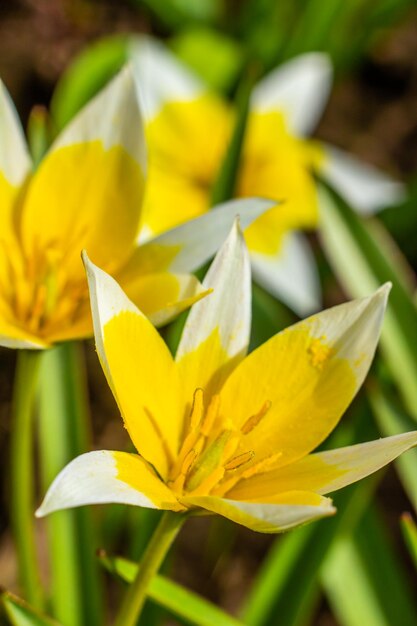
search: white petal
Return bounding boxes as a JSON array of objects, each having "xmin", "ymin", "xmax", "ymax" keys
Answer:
[
  {"xmin": 178, "ymin": 219, "xmax": 251, "ymax": 358},
  {"xmin": 250, "ymin": 231, "xmax": 321, "ymax": 316},
  {"xmin": 251, "ymin": 53, "xmax": 333, "ymax": 136},
  {"xmin": 35, "ymin": 450, "xmax": 177, "ymax": 517},
  {"xmin": 0, "ymin": 80, "xmax": 31, "ymax": 184},
  {"xmin": 138, "ymin": 198, "xmax": 274, "ymax": 273},
  {"xmin": 50, "ymin": 66, "xmax": 146, "ymax": 173},
  {"xmin": 320, "ymin": 144, "xmax": 405, "ymax": 214},
  {"xmin": 129, "ymin": 35, "xmax": 204, "ymax": 121}
]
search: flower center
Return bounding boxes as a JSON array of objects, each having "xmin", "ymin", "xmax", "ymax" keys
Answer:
[
  {"xmin": 0, "ymin": 235, "xmax": 88, "ymax": 338},
  {"xmin": 168, "ymin": 389, "xmax": 277, "ymax": 499}
]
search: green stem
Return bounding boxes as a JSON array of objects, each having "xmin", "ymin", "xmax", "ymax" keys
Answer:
[
  {"xmin": 38, "ymin": 342, "xmax": 102, "ymax": 626},
  {"xmin": 10, "ymin": 350, "xmax": 43, "ymax": 608},
  {"xmin": 114, "ymin": 511, "xmax": 186, "ymax": 626}
]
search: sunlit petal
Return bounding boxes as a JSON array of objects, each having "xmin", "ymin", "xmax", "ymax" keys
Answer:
[
  {"xmin": 319, "ymin": 144, "xmax": 406, "ymax": 214},
  {"xmin": 182, "ymin": 493, "xmax": 335, "ymax": 532},
  {"xmin": 126, "ymin": 199, "xmax": 274, "ymax": 278},
  {"xmin": 251, "ymin": 53, "xmax": 332, "ymax": 136},
  {"xmin": 122, "ymin": 271, "xmax": 209, "ymax": 327},
  {"xmin": 84, "ymin": 253, "xmax": 183, "ymax": 478},
  {"xmin": 36, "ymin": 450, "xmax": 181, "ymax": 517},
  {"xmin": 228, "ymin": 431, "xmax": 417, "ymax": 501},
  {"xmin": 129, "ymin": 35, "xmax": 204, "ymax": 121},
  {"xmin": 219, "ymin": 285, "xmax": 390, "ymax": 470},
  {"xmin": 176, "ymin": 220, "xmax": 251, "ymax": 400},
  {"xmin": 250, "ymin": 231, "xmax": 321, "ymax": 316},
  {"xmin": 21, "ymin": 67, "xmax": 146, "ymax": 278}
]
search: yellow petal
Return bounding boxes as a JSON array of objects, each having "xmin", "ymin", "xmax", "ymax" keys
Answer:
[
  {"xmin": 36, "ymin": 450, "xmax": 181, "ymax": 517},
  {"xmin": 121, "ymin": 271, "xmax": 209, "ymax": 328},
  {"xmin": 0, "ymin": 80, "xmax": 31, "ymax": 236},
  {"xmin": 176, "ymin": 220, "xmax": 251, "ymax": 400},
  {"xmin": 21, "ymin": 68, "xmax": 146, "ymax": 281},
  {"xmin": 182, "ymin": 492, "xmax": 335, "ymax": 533},
  {"xmin": 219, "ymin": 285, "xmax": 390, "ymax": 471},
  {"xmin": 84, "ymin": 254, "xmax": 183, "ymax": 479},
  {"xmin": 228, "ymin": 431, "xmax": 417, "ymax": 501},
  {"xmin": 251, "ymin": 53, "xmax": 332, "ymax": 136},
  {"xmin": 240, "ymin": 112, "xmax": 323, "ymax": 255},
  {"xmin": 141, "ymin": 95, "xmax": 231, "ymax": 237},
  {"xmin": 128, "ymin": 198, "xmax": 273, "ymax": 277},
  {"xmin": 250, "ymin": 231, "xmax": 320, "ymax": 316},
  {"xmin": 0, "ymin": 318, "xmax": 49, "ymax": 350},
  {"xmin": 130, "ymin": 35, "xmax": 204, "ymax": 122}
]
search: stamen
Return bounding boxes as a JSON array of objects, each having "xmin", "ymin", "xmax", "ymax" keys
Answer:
[
  {"xmin": 241, "ymin": 400, "xmax": 271, "ymax": 435},
  {"xmin": 224, "ymin": 450, "xmax": 255, "ymax": 471},
  {"xmin": 241, "ymin": 451, "xmax": 283, "ymax": 479}
]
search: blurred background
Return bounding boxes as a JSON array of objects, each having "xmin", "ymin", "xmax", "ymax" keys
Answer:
[{"xmin": 1, "ymin": 1, "xmax": 417, "ymax": 624}]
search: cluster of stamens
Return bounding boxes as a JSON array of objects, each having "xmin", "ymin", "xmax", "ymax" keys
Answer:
[
  {"xmin": 167, "ymin": 389, "xmax": 280, "ymax": 498},
  {"xmin": 0, "ymin": 235, "xmax": 88, "ymax": 337}
]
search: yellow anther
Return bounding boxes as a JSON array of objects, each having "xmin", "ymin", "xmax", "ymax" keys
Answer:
[
  {"xmin": 181, "ymin": 449, "xmax": 197, "ymax": 475},
  {"xmin": 241, "ymin": 400, "xmax": 272, "ymax": 435},
  {"xmin": 308, "ymin": 336, "xmax": 333, "ymax": 370},
  {"xmin": 241, "ymin": 451, "xmax": 283, "ymax": 479},
  {"xmin": 224, "ymin": 450, "xmax": 255, "ymax": 471}
]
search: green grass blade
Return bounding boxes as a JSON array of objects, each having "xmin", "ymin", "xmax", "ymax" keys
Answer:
[
  {"xmin": 99, "ymin": 553, "xmax": 244, "ymax": 626},
  {"xmin": 368, "ymin": 382, "xmax": 417, "ymax": 512},
  {"xmin": 38, "ymin": 343, "xmax": 102, "ymax": 626},
  {"xmin": 1, "ymin": 593, "xmax": 61, "ymax": 626},
  {"xmin": 322, "ymin": 504, "xmax": 417, "ymax": 626},
  {"xmin": 319, "ymin": 184, "xmax": 417, "ymax": 421},
  {"xmin": 241, "ymin": 411, "xmax": 382, "ymax": 626}
]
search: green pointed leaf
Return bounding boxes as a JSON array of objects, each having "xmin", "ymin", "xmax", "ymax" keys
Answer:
[
  {"xmin": 368, "ymin": 382, "xmax": 417, "ymax": 512},
  {"xmin": 240, "ymin": 412, "xmax": 381, "ymax": 626},
  {"xmin": 50, "ymin": 35, "xmax": 130, "ymax": 133},
  {"xmin": 1, "ymin": 593, "xmax": 61, "ymax": 626},
  {"xmin": 321, "ymin": 505, "xmax": 417, "ymax": 626},
  {"xmin": 319, "ymin": 183, "xmax": 417, "ymax": 422},
  {"xmin": 99, "ymin": 553, "xmax": 244, "ymax": 626}
]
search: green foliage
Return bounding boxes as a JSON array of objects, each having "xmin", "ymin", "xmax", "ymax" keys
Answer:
[
  {"xmin": 50, "ymin": 36, "xmax": 130, "ymax": 133},
  {"xmin": 99, "ymin": 553, "xmax": 244, "ymax": 626},
  {"xmin": 170, "ymin": 28, "xmax": 244, "ymax": 92},
  {"xmin": 0, "ymin": 593, "xmax": 61, "ymax": 626}
]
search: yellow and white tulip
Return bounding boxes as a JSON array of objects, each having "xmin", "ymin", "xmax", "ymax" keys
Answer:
[
  {"xmin": 36, "ymin": 223, "xmax": 417, "ymax": 533},
  {"xmin": 0, "ymin": 68, "xmax": 272, "ymax": 349},
  {"xmin": 130, "ymin": 37, "xmax": 404, "ymax": 316}
]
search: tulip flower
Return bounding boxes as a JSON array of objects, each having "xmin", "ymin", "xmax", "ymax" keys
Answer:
[
  {"xmin": 130, "ymin": 37, "xmax": 404, "ymax": 315},
  {"xmin": 37, "ymin": 222, "xmax": 417, "ymax": 533},
  {"xmin": 0, "ymin": 69, "xmax": 270, "ymax": 349}
]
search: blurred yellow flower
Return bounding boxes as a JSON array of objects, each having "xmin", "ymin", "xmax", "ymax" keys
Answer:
[
  {"xmin": 131, "ymin": 37, "xmax": 404, "ymax": 315},
  {"xmin": 0, "ymin": 70, "xmax": 270, "ymax": 349},
  {"xmin": 37, "ymin": 223, "xmax": 417, "ymax": 533}
]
